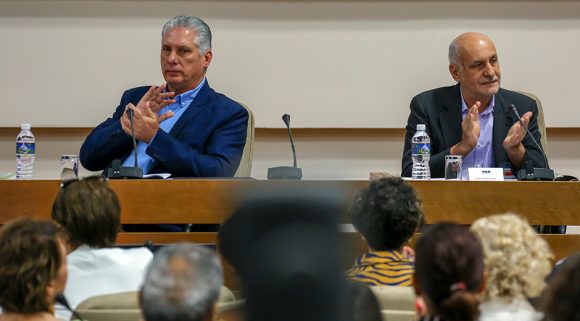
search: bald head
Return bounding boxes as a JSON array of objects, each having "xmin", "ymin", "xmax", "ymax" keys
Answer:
[{"xmin": 449, "ymin": 32, "xmax": 496, "ymax": 67}]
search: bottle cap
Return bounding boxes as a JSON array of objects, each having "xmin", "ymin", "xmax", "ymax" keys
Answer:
[
  {"xmin": 21, "ymin": 123, "xmax": 31, "ymax": 130},
  {"xmin": 416, "ymin": 124, "xmax": 426, "ymax": 131}
]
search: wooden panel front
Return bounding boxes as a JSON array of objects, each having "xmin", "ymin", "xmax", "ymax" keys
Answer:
[{"xmin": 1, "ymin": 180, "xmax": 579, "ymax": 225}]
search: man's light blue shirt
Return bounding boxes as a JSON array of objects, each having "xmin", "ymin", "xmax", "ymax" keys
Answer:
[
  {"xmin": 122, "ymin": 78, "xmax": 206, "ymax": 174},
  {"xmin": 460, "ymin": 92, "xmax": 495, "ymax": 180}
]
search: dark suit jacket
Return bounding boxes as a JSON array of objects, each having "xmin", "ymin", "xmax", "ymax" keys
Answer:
[
  {"xmin": 80, "ymin": 81, "xmax": 248, "ymax": 177},
  {"xmin": 401, "ymin": 84, "xmax": 546, "ymax": 178}
]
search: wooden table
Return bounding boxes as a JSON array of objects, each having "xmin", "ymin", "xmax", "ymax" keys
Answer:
[
  {"xmin": 1, "ymin": 179, "xmax": 579, "ymax": 257},
  {"xmin": 3, "ymin": 179, "xmax": 579, "ymax": 223}
]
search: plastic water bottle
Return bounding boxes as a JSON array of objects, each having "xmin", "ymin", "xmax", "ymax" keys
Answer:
[
  {"xmin": 411, "ymin": 124, "xmax": 431, "ymax": 179},
  {"xmin": 16, "ymin": 123, "xmax": 35, "ymax": 180}
]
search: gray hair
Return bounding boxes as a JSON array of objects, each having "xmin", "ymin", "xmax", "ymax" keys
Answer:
[
  {"xmin": 448, "ymin": 37, "xmax": 460, "ymax": 67},
  {"xmin": 140, "ymin": 244, "xmax": 223, "ymax": 321},
  {"xmin": 162, "ymin": 16, "xmax": 212, "ymax": 56}
]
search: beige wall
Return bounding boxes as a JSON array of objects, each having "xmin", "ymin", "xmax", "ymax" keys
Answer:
[{"xmin": 1, "ymin": 1, "xmax": 580, "ymax": 127}]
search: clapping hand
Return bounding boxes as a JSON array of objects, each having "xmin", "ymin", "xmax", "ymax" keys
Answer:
[
  {"xmin": 451, "ymin": 101, "xmax": 481, "ymax": 156},
  {"xmin": 503, "ymin": 111, "xmax": 532, "ymax": 151}
]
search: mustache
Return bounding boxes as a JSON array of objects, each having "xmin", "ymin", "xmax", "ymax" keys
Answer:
[{"xmin": 481, "ymin": 76, "xmax": 499, "ymax": 83}]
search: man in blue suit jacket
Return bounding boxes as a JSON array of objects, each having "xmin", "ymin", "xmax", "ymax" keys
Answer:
[{"xmin": 80, "ymin": 16, "xmax": 248, "ymax": 178}]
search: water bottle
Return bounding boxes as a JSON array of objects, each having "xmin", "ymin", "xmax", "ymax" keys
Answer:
[
  {"xmin": 16, "ymin": 123, "xmax": 35, "ymax": 180},
  {"xmin": 411, "ymin": 124, "xmax": 431, "ymax": 179}
]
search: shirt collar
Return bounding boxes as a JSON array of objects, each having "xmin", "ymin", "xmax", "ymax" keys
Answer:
[
  {"xmin": 460, "ymin": 90, "xmax": 495, "ymax": 116},
  {"xmin": 166, "ymin": 77, "xmax": 206, "ymax": 112}
]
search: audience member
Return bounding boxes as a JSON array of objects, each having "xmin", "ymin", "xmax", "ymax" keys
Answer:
[
  {"xmin": 0, "ymin": 218, "xmax": 68, "ymax": 321},
  {"xmin": 220, "ymin": 188, "xmax": 363, "ymax": 321},
  {"xmin": 51, "ymin": 176, "xmax": 153, "ymax": 319},
  {"xmin": 140, "ymin": 244, "xmax": 223, "ymax": 321},
  {"xmin": 540, "ymin": 253, "xmax": 580, "ymax": 321},
  {"xmin": 346, "ymin": 177, "xmax": 424, "ymax": 286},
  {"xmin": 471, "ymin": 213, "xmax": 553, "ymax": 321},
  {"xmin": 414, "ymin": 222, "xmax": 485, "ymax": 321},
  {"xmin": 241, "ymin": 219, "xmax": 348, "ymax": 321},
  {"xmin": 218, "ymin": 186, "xmax": 345, "ymax": 273},
  {"xmin": 545, "ymin": 251, "xmax": 580, "ymax": 283}
]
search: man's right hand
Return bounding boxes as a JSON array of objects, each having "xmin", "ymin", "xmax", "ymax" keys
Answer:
[
  {"xmin": 136, "ymin": 85, "xmax": 176, "ymax": 114},
  {"xmin": 451, "ymin": 101, "xmax": 481, "ymax": 156}
]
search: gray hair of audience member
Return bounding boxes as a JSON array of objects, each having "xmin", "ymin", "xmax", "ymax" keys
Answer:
[
  {"xmin": 162, "ymin": 16, "xmax": 212, "ymax": 56},
  {"xmin": 140, "ymin": 244, "xmax": 223, "ymax": 321}
]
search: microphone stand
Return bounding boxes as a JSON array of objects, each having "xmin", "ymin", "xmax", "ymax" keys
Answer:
[
  {"xmin": 267, "ymin": 114, "xmax": 302, "ymax": 180},
  {"xmin": 106, "ymin": 108, "xmax": 144, "ymax": 179},
  {"xmin": 510, "ymin": 104, "xmax": 554, "ymax": 181}
]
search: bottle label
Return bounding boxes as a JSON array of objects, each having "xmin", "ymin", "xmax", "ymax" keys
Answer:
[
  {"xmin": 16, "ymin": 143, "xmax": 35, "ymax": 155},
  {"xmin": 412, "ymin": 143, "xmax": 431, "ymax": 155}
]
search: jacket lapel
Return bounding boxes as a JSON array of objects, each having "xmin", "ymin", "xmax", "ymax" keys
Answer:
[
  {"xmin": 493, "ymin": 89, "xmax": 511, "ymax": 166},
  {"xmin": 169, "ymin": 81, "xmax": 213, "ymax": 137},
  {"xmin": 438, "ymin": 84, "xmax": 463, "ymax": 148}
]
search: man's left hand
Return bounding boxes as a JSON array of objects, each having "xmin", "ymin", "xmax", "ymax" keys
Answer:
[
  {"xmin": 503, "ymin": 111, "xmax": 532, "ymax": 168},
  {"xmin": 503, "ymin": 111, "xmax": 532, "ymax": 150}
]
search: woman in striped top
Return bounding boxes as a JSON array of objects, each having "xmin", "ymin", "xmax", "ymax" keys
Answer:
[{"xmin": 346, "ymin": 177, "xmax": 424, "ymax": 286}]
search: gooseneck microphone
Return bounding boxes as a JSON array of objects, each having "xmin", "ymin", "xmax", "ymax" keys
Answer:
[
  {"xmin": 127, "ymin": 109, "xmax": 139, "ymax": 168},
  {"xmin": 56, "ymin": 294, "xmax": 87, "ymax": 321},
  {"xmin": 282, "ymin": 114, "xmax": 298, "ymax": 168},
  {"xmin": 267, "ymin": 114, "xmax": 303, "ymax": 180},
  {"xmin": 106, "ymin": 107, "xmax": 144, "ymax": 179},
  {"xmin": 510, "ymin": 104, "xmax": 554, "ymax": 181}
]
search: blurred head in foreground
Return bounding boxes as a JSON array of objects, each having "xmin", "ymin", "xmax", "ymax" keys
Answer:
[{"xmin": 220, "ymin": 187, "xmax": 361, "ymax": 321}]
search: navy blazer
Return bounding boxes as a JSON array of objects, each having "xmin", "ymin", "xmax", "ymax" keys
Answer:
[
  {"xmin": 401, "ymin": 84, "xmax": 546, "ymax": 178},
  {"xmin": 80, "ymin": 81, "xmax": 248, "ymax": 177}
]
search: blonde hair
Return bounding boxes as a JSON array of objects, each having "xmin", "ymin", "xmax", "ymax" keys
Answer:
[{"xmin": 471, "ymin": 213, "xmax": 553, "ymax": 300}]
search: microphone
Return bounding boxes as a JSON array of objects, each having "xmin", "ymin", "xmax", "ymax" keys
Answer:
[
  {"xmin": 282, "ymin": 114, "xmax": 298, "ymax": 168},
  {"xmin": 267, "ymin": 114, "xmax": 303, "ymax": 180},
  {"xmin": 127, "ymin": 109, "xmax": 140, "ymax": 169},
  {"xmin": 510, "ymin": 104, "xmax": 554, "ymax": 181},
  {"xmin": 56, "ymin": 294, "xmax": 87, "ymax": 321},
  {"xmin": 106, "ymin": 107, "xmax": 144, "ymax": 179}
]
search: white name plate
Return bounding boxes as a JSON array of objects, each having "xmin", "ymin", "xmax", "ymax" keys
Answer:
[{"xmin": 468, "ymin": 168, "xmax": 504, "ymax": 181}]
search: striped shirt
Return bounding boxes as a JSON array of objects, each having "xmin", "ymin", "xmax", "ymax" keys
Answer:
[{"xmin": 346, "ymin": 250, "xmax": 414, "ymax": 286}]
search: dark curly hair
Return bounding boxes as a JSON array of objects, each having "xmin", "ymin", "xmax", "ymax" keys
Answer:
[
  {"xmin": 51, "ymin": 176, "xmax": 120, "ymax": 248},
  {"xmin": 0, "ymin": 218, "xmax": 66, "ymax": 313},
  {"xmin": 350, "ymin": 177, "xmax": 424, "ymax": 251}
]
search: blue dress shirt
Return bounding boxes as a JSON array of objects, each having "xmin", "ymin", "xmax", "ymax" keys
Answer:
[{"xmin": 460, "ymin": 91, "xmax": 495, "ymax": 179}]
